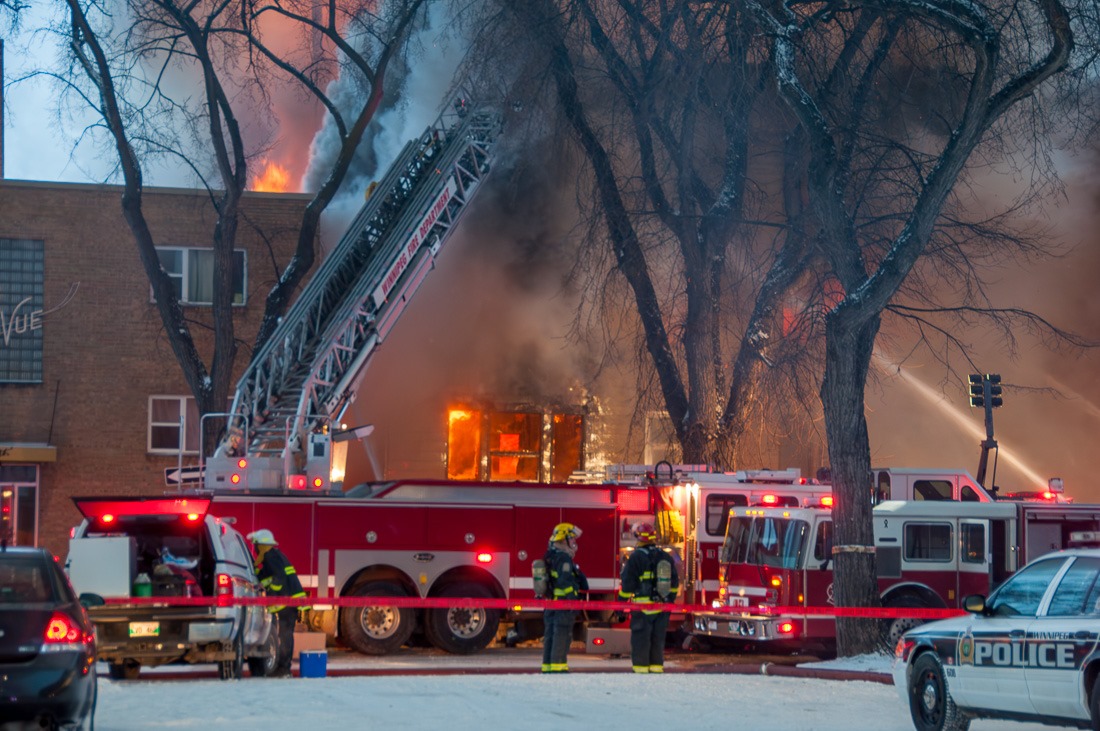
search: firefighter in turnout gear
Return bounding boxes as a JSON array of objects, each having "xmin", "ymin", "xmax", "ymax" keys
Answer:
[
  {"xmin": 618, "ymin": 522, "xmax": 679, "ymax": 673},
  {"xmin": 248, "ymin": 529, "xmax": 307, "ymax": 678},
  {"xmin": 538, "ymin": 523, "xmax": 587, "ymax": 673}
]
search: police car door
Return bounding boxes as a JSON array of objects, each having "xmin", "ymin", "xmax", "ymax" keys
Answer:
[
  {"xmin": 1024, "ymin": 556, "xmax": 1100, "ymax": 721},
  {"xmin": 959, "ymin": 556, "xmax": 1066, "ymax": 714}
]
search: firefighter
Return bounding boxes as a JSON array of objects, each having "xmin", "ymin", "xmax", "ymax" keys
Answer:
[
  {"xmin": 247, "ymin": 529, "xmax": 307, "ymax": 678},
  {"xmin": 540, "ymin": 522, "xmax": 587, "ymax": 673},
  {"xmin": 617, "ymin": 521, "xmax": 679, "ymax": 673}
]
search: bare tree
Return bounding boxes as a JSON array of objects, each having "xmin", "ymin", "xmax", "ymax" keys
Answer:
[
  {"xmin": 61, "ymin": 0, "xmax": 427, "ymax": 451},
  {"xmin": 483, "ymin": 0, "xmax": 821, "ymax": 467},
  {"xmin": 748, "ymin": 0, "xmax": 1094, "ymax": 655}
]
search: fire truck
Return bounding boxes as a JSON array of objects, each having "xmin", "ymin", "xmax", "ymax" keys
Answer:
[
  {"xmin": 694, "ymin": 497, "xmax": 1100, "ymax": 653},
  {"xmin": 205, "ymin": 464, "xmax": 837, "ymax": 656},
  {"xmin": 204, "ymin": 459, "xmax": 1009, "ymax": 657}
]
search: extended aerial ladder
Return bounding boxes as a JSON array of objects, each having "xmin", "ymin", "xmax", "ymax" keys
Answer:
[{"xmin": 203, "ymin": 94, "xmax": 501, "ymax": 492}]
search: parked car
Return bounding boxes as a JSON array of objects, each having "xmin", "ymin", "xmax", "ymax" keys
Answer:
[
  {"xmin": 66, "ymin": 496, "xmax": 274, "ymax": 680},
  {"xmin": 893, "ymin": 541, "xmax": 1100, "ymax": 730},
  {"xmin": 0, "ymin": 545, "xmax": 97, "ymax": 730}
]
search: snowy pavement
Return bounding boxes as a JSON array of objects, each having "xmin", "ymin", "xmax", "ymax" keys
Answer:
[{"xmin": 91, "ymin": 652, "xmax": 1056, "ymax": 730}]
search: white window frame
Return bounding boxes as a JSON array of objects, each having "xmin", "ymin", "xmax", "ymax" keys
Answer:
[
  {"xmin": 154, "ymin": 246, "xmax": 247, "ymax": 306},
  {"xmin": 148, "ymin": 395, "xmax": 201, "ymax": 455}
]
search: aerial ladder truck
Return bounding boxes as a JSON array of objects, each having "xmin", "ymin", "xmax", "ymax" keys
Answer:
[{"xmin": 203, "ymin": 95, "xmax": 501, "ymax": 493}]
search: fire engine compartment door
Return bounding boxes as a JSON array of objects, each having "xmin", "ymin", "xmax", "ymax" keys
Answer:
[{"xmin": 958, "ymin": 519, "xmax": 992, "ymax": 601}]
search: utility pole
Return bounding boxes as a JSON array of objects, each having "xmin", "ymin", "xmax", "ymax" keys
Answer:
[{"xmin": 968, "ymin": 373, "xmax": 1003, "ymax": 491}]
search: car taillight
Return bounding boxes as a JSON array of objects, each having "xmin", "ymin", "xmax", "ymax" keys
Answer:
[
  {"xmin": 42, "ymin": 612, "xmax": 89, "ymax": 652},
  {"xmin": 217, "ymin": 573, "xmax": 233, "ymax": 595},
  {"xmin": 895, "ymin": 638, "xmax": 916, "ymax": 662}
]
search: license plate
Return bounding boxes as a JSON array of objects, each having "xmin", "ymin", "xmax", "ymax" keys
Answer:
[{"xmin": 129, "ymin": 621, "xmax": 160, "ymax": 638}]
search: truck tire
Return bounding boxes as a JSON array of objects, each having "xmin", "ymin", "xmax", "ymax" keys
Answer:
[
  {"xmin": 339, "ymin": 581, "xmax": 415, "ymax": 656},
  {"xmin": 424, "ymin": 583, "xmax": 500, "ymax": 655},
  {"xmin": 218, "ymin": 625, "xmax": 244, "ymax": 680},
  {"xmin": 908, "ymin": 652, "xmax": 971, "ymax": 731},
  {"xmin": 1090, "ymin": 673, "xmax": 1100, "ymax": 731},
  {"xmin": 107, "ymin": 660, "xmax": 140, "ymax": 680},
  {"xmin": 247, "ymin": 624, "xmax": 277, "ymax": 677},
  {"xmin": 884, "ymin": 596, "xmax": 929, "ymax": 650}
]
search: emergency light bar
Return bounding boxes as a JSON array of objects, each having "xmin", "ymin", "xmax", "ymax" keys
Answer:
[{"xmin": 73, "ymin": 497, "xmax": 212, "ymax": 522}]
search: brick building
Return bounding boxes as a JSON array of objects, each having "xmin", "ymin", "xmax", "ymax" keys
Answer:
[{"xmin": 0, "ymin": 179, "xmax": 311, "ymax": 555}]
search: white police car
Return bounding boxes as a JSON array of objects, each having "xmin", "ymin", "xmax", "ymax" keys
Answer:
[{"xmin": 893, "ymin": 544, "xmax": 1100, "ymax": 730}]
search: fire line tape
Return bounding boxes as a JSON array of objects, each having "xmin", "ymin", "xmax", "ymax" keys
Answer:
[{"xmin": 100, "ymin": 595, "xmax": 966, "ymax": 620}]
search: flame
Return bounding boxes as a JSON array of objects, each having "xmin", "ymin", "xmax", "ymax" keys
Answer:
[{"xmin": 251, "ymin": 160, "xmax": 292, "ymax": 192}]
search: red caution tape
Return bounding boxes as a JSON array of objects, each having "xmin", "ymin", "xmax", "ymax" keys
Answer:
[{"xmin": 100, "ymin": 594, "xmax": 965, "ymax": 620}]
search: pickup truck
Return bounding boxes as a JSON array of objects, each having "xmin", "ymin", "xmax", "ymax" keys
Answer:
[{"xmin": 66, "ymin": 496, "xmax": 275, "ymax": 680}]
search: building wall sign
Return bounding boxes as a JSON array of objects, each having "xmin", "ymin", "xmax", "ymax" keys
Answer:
[
  {"xmin": 0, "ymin": 239, "xmax": 77, "ymax": 383},
  {"xmin": 0, "ymin": 444, "xmax": 57, "ymax": 462}
]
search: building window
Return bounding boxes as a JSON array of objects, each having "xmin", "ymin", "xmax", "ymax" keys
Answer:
[
  {"xmin": 0, "ymin": 239, "xmax": 44, "ymax": 383},
  {"xmin": 489, "ymin": 412, "xmax": 540, "ymax": 482},
  {"xmin": 148, "ymin": 396, "xmax": 201, "ymax": 454},
  {"xmin": 156, "ymin": 247, "xmax": 246, "ymax": 305},
  {"xmin": 446, "ymin": 408, "xmax": 481, "ymax": 480},
  {"xmin": 550, "ymin": 413, "xmax": 583, "ymax": 483}
]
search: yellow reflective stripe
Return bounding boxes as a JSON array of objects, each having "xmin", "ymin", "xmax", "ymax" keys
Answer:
[
  {"xmin": 617, "ymin": 591, "xmax": 632, "ymax": 600},
  {"xmin": 552, "ymin": 586, "xmax": 576, "ymax": 598},
  {"xmin": 648, "ymin": 665, "xmax": 664, "ymax": 673},
  {"xmin": 632, "ymin": 666, "xmax": 650, "ymax": 674}
]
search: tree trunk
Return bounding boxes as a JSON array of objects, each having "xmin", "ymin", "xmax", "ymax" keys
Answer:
[{"xmin": 820, "ymin": 308, "xmax": 883, "ymax": 656}]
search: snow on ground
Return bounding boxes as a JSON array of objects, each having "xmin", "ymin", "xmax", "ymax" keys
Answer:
[{"xmin": 92, "ymin": 653, "xmax": 1055, "ymax": 731}]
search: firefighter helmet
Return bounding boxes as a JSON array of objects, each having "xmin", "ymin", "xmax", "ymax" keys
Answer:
[
  {"xmin": 633, "ymin": 522, "xmax": 658, "ymax": 544},
  {"xmin": 549, "ymin": 523, "xmax": 582, "ymax": 543},
  {"xmin": 246, "ymin": 529, "xmax": 278, "ymax": 546}
]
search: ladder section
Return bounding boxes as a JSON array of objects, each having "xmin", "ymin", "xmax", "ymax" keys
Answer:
[{"xmin": 208, "ymin": 95, "xmax": 501, "ymax": 490}]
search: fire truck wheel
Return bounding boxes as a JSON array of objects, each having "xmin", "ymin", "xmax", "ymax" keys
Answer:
[
  {"xmin": 339, "ymin": 581, "xmax": 415, "ymax": 655},
  {"xmin": 424, "ymin": 583, "xmax": 500, "ymax": 655},
  {"xmin": 886, "ymin": 615, "xmax": 926, "ymax": 650},
  {"xmin": 908, "ymin": 652, "xmax": 971, "ymax": 731}
]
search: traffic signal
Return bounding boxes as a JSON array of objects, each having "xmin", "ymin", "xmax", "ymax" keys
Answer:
[
  {"xmin": 968, "ymin": 374, "xmax": 984, "ymax": 407},
  {"xmin": 986, "ymin": 373, "xmax": 1003, "ymax": 408}
]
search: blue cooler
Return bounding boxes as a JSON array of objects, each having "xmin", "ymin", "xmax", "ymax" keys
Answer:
[{"xmin": 299, "ymin": 650, "xmax": 327, "ymax": 678}]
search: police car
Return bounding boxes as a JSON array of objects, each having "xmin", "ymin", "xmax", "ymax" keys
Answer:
[{"xmin": 893, "ymin": 541, "xmax": 1100, "ymax": 731}]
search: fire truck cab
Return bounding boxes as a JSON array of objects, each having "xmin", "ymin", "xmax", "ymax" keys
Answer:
[{"xmin": 696, "ymin": 499, "xmax": 1100, "ymax": 653}]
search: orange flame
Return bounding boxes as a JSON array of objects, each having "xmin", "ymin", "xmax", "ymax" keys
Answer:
[{"xmin": 251, "ymin": 160, "xmax": 292, "ymax": 192}]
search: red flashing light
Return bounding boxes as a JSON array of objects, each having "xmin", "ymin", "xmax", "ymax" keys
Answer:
[
  {"xmin": 185, "ymin": 513, "xmax": 200, "ymax": 522},
  {"xmin": 1043, "ymin": 491, "xmax": 1054, "ymax": 500},
  {"xmin": 236, "ymin": 458, "xmax": 248, "ymax": 469},
  {"xmin": 288, "ymin": 474, "xmax": 307, "ymax": 490},
  {"xmin": 592, "ymin": 637, "xmax": 606, "ymax": 646},
  {"xmin": 777, "ymin": 621, "xmax": 795, "ymax": 634},
  {"xmin": 476, "ymin": 552, "xmax": 493, "ymax": 564},
  {"xmin": 761, "ymin": 494, "xmax": 779, "ymax": 506},
  {"xmin": 820, "ymin": 496, "xmax": 834, "ymax": 508},
  {"xmin": 312, "ymin": 477, "xmax": 324, "ymax": 489},
  {"xmin": 74, "ymin": 498, "xmax": 211, "ymax": 521},
  {"xmin": 44, "ymin": 613, "xmax": 82, "ymax": 644},
  {"xmin": 231, "ymin": 474, "xmax": 242, "ymax": 485}
]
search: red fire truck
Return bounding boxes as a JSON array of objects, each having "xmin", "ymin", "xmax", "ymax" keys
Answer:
[
  {"xmin": 695, "ymin": 497, "xmax": 1100, "ymax": 653},
  {"xmin": 205, "ymin": 464, "xmax": 836, "ymax": 656},
  {"xmin": 202, "ymin": 462, "xmax": 1011, "ymax": 656}
]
